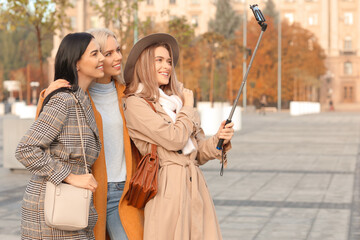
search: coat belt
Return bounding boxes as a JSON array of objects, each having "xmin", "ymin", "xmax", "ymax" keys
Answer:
[{"xmin": 161, "ymin": 160, "xmax": 203, "ymax": 239}]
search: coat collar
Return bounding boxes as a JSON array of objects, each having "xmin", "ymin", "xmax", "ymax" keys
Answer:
[
  {"xmin": 74, "ymin": 87, "xmax": 99, "ymax": 139},
  {"xmin": 147, "ymin": 99, "xmax": 174, "ymax": 123}
]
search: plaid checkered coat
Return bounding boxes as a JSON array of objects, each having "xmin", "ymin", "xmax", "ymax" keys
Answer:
[{"xmin": 15, "ymin": 88, "xmax": 101, "ymax": 240}]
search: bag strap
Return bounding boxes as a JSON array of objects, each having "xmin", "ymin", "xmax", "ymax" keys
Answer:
[
  {"xmin": 70, "ymin": 93, "xmax": 89, "ymax": 174},
  {"xmin": 143, "ymin": 98, "xmax": 157, "ymax": 157}
]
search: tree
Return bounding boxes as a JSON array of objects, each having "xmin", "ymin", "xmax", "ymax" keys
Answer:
[
  {"xmin": 90, "ymin": 0, "xmax": 142, "ymax": 59},
  {"xmin": 207, "ymin": 0, "xmax": 241, "ymax": 103},
  {"xmin": 168, "ymin": 17, "xmax": 195, "ymax": 87},
  {"xmin": 1, "ymin": 0, "xmax": 72, "ymax": 87},
  {"xmin": 235, "ymin": 16, "xmax": 326, "ymax": 106},
  {"xmin": 53, "ymin": 0, "xmax": 73, "ymax": 38},
  {"xmin": 208, "ymin": 0, "xmax": 241, "ymax": 39},
  {"xmin": 263, "ymin": 0, "xmax": 278, "ymax": 22}
]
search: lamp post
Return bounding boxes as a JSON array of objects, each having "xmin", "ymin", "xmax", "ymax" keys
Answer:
[
  {"xmin": 242, "ymin": 0, "xmax": 247, "ymax": 111},
  {"xmin": 134, "ymin": 0, "xmax": 138, "ymax": 44},
  {"xmin": 277, "ymin": 3, "xmax": 282, "ymax": 111},
  {"xmin": 30, "ymin": 81, "xmax": 40, "ymax": 105},
  {"xmin": 210, "ymin": 42, "xmax": 219, "ymax": 108}
]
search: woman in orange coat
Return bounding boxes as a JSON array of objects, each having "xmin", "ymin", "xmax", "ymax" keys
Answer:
[{"xmin": 37, "ymin": 28, "xmax": 143, "ymax": 240}]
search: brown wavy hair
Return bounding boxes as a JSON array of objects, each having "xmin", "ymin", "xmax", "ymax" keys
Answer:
[{"xmin": 124, "ymin": 43, "xmax": 183, "ymax": 102}]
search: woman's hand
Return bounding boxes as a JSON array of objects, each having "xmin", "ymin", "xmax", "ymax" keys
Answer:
[
  {"xmin": 44, "ymin": 79, "xmax": 71, "ymax": 98},
  {"xmin": 183, "ymin": 88, "xmax": 194, "ymax": 107},
  {"xmin": 63, "ymin": 173, "xmax": 98, "ymax": 193},
  {"xmin": 216, "ymin": 121, "xmax": 234, "ymax": 145}
]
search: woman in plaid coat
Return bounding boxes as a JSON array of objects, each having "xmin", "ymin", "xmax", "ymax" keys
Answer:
[{"xmin": 15, "ymin": 32, "xmax": 104, "ymax": 239}]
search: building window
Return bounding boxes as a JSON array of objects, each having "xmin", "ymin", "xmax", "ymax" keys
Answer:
[
  {"xmin": 90, "ymin": 16, "xmax": 100, "ymax": 28},
  {"xmin": 70, "ymin": 16, "xmax": 77, "ymax": 30},
  {"xmin": 344, "ymin": 13, "xmax": 353, "ymax": 25},
  {"xmin": 344, "ymin": 37, "xmax": 352, "ymax": 50},
  {"xmin": 343, "ymin": 86, "xmax": 354, "ymax": 101},
  {"xmin": 284, "ymin": 13, "xmax": 294, "ymax": 24},
  {"xmin": 308, "ymin": 13, "xmax": 318, "ymax": 25},
  {"xmin": 169, "ymin": 0, "xmax": 176, "ymax": 4},
  {"xmin": 147, "ymin": 0, "xmax": 154, "ymax": 5},
  {"xmin": 191, "ymin": 15, "xmax": 199, "ymax": 27},
  {"xmin": 344, "ymin": 61, "xmax": 353, "ymax": 75},
  {"xmin": 191, "ymin": 0, "xmax": 200, "ymax": 4}
]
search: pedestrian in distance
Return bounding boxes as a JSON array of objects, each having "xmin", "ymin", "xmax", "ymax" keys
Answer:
[
  {"xmin": 15, "ymin": 32, "xmax": 104, "ymax": 239},
  {"xmin": 329, "ymin": 99, "xmax": 334, "ymax": 111},
  {"xmin": 37, "ymin": 28, "xmax": 144, "ymax": 240},
  {"xmin": 259, "ymin": 94, "xmax": 267, "ymax": 115},
  {"xmin": 122, "ymin": 33, "xmax": 235, "ymax": 240}
]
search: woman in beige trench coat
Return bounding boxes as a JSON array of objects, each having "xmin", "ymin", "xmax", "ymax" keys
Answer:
[{"xmin": 122, "ymin": 33, "xmax": 234, "ymax": 240}]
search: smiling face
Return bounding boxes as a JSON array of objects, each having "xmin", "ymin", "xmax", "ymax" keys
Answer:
[
  {"xmin": 76, "ymin": 39, "xmax": 104, "ymax": 86},
  {"xmin": 154, "ymin": 46, "xmax": 172, "ymax": 87},
  {"xmin": 102, "ymin": 36, "xmax": 122, "ymax": 80}
]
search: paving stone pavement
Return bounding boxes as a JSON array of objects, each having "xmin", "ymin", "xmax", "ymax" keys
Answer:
[{"xmin": 1, "ymin": 112, "xmax": 360, "ymax": 240}]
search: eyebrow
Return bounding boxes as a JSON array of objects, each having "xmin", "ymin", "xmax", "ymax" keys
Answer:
[
  {"xmin": 155, "ymin": 56, "xmax": 171, "ymax": 60},
  {"xmin": 90, "ymin": 49, "xmax": 99, "ymax": 54}
]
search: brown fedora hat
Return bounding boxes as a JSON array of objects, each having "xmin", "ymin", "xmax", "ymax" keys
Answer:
[{"xmin": 123, "ymin": 33, "xmax": 179, "ymax": 84}]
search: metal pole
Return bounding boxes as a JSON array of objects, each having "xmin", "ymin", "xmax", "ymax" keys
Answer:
[
  {"xmin": 134, "ymin": 0, "xmax": 138, "ymax": 44},
  {"xmin": 277, "ymin": 9, "xmax": 282, "ymax": 111},
  {"xmin": 242, "ymin": 0, "xmax": 247, "ymax": 111}
]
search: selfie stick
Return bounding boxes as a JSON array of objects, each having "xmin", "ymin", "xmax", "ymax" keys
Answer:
[{"xmin": 216, "ymin": 4, "xmax": 267, "ymax": 150}]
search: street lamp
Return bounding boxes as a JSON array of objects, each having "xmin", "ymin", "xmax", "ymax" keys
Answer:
[
  {"xmin": 277, "ymin": 5, "xmax": 282, "ymax": 111},
  {"xmin": 242, "ymin": 0, "xmax": 247, "ymax": 111},
  {"xmin": 30, "ymin": 81, "xmax": 40, "ymax": 105}
]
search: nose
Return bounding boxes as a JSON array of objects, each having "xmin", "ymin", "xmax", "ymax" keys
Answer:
[
  {"xmin": 99, "ymin": 52, "xmax": 105, "ymax": 62},
  {"xmin": 163, "ymin": 60, "xmax": 171, "ymax": 70},
  {"xmin": 115, "ymin": 51, "xmax": 123, "ymax": 62}
]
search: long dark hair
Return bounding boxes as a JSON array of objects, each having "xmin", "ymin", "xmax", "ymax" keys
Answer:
[
  {"xmin": 54, "ymin": 32, "xmax": 94, "ymax": 90},
  {"xmin": 40, "ymin": 32, "xmax": 94, "ymax": 114}
]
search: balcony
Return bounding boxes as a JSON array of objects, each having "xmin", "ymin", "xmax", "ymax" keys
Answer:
[{"xmin": 340, "ymin": 49, "xmax": 357, "ymax": 55}]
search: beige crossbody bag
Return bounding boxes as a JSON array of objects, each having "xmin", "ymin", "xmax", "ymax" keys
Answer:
[{"xmin": 44, "ymin": 93, "xmax": 92, "ymax": 231}]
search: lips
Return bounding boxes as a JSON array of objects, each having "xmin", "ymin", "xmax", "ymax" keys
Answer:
[
  {"xmin": 159, "ymin": 72, "xmax": 169, "ymax": 77},
  {"xmin": 96, "ymin": 65, "xmax": 104, "ymax": 70},
  {"xmin": 113, "ymin": 64, "xmax": 121, "ymax": 70}
]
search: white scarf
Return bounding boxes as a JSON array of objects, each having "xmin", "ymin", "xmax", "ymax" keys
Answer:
[
  {"xmin": 136, "ymin": 84, "xmax": 196, "ymax": 155},
  {"xmin": 158, "ymin": 88, "xmax": 196, "ymax": 155}
]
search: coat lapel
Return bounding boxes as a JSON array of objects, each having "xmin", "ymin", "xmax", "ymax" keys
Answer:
[
  {"xmin": 74, "ymin": 88, "xmax": 100, "ymax": 139},
  {"xmin": 153, "ymin": 101, "xmax": 174, "ymax": 123}
]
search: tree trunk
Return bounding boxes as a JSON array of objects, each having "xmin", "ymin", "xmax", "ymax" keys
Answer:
[
  {"xmin": 210, "ymin": 54, "xmax": 215, "ymax": 107},
  {"xmin": 26, "ymin": 64, "xmax": 31, "ymax": 105},
  {"xmin": 180, "ymin": 51, "xmax": 184, "ymax": 86},
  {"xmin": 35, "ymin": 25, "xmax": 45, "ymax": 87},
  {"xmin": 227, "ymin": 61, "xmax": 233, "ymax": 103}
]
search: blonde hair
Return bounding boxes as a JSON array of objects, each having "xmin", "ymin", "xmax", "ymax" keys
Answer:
[
  {"xmin": 87, "ymin": 28, "xmax": 123, "ymax": 83},
  {"xmin": 124, "ymin": 43, "xmax": 183, "ymax": 102}
]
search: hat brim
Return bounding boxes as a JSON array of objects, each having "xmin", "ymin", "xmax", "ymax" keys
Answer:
[{"xmin": 124, "ymin": 33, "xmax": 179, "ymax": 85}]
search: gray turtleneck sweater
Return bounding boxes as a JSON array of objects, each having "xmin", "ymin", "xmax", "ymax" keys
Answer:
[{"xmin": 89, "ymin": 81, "xmax": 126, "ymax": 182}]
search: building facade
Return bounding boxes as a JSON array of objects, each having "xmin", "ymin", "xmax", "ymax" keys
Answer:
[{"xmin": 50, "ymin": 0, "xmax": 360, "ymax": 110}]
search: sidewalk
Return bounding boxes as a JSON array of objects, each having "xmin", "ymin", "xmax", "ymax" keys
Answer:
[{"xmin": 1, "ymin": 112, "xmax": 359, "ymax": 239}]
